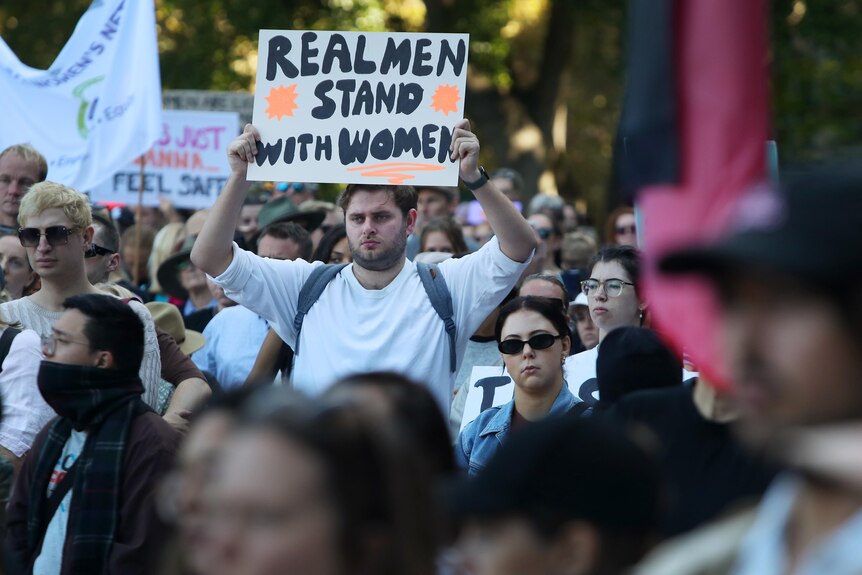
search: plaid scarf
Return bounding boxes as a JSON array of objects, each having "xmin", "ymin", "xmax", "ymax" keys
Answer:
[{"xmin": 27, "ymin": 361, "xmax": 148, "ymax": 574}]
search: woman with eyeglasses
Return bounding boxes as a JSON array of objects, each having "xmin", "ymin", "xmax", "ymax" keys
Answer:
[
  {"xmin": 564, "ymin": 245, "xmax": 646, "ymax": 407},
  {"xmin": 456, "ymin": 296, "xmax": 585, "ymax": 476}
]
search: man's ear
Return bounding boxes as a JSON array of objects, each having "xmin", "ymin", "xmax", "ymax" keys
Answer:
[
  {"xmin": 82, "ymin": 225, "xmax": 95, "ymax": 247},
  {"xmin": 106, "ymin": 253, "xmax": 121, "ymax": 274},
  {"xmin": 405, "ymin": 208, "xmax": 418, "ymax": 236},
  {"xmin": 94, "ymin": 350, "xmax": 115, "ymax": 369},
  {"xmin": 547, "ymin": 521, "xmax": 601, "ymax": 575}
]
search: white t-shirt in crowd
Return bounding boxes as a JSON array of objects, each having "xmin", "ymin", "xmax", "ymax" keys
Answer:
[
  {"xmin": 33, "ymin": 429, "xmax": 88, "ymax": 575},
  {"xmin": 211, "ymin": 237, "xmax": 528, "ymax": 410},
  {"xmin": 0, "ymin": 328, "xmax": 53, "ymax": 457}
]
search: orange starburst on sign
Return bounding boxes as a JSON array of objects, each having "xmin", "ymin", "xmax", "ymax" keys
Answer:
[
  {"xmin": 430, "ymin": 84, "xmax": 461, "ymax": 116},
  {"xmin": 265, "ymin": 84, "xmax": 299, "ymax": 120}
]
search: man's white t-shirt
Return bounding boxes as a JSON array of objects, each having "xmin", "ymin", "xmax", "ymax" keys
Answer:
[
  {"xmin": 33, "ymin": 430, "xmax": 88, "ymax": 575},
  {"xmin": 211, "ymin": 237, "xmax": 528, "ymax": 410}
]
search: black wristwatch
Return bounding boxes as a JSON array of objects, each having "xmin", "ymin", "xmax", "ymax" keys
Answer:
[{"xmin": 462, "ymin": 166, "xmax": 489, "ymax": 191}]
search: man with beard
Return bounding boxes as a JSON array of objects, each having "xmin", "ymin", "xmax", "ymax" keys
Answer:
[
  {"xmin": 6, "ymin": 294, "xmax": 179, "ymax": 574},
  {"xmin": 192, "ymin": 120, "xmax": 536, "ymax": 410}
]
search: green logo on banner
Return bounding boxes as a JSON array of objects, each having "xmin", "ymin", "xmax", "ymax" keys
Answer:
[{"xmin": 73, "ymin": 76, "xmax": 105, "ymax": 139}]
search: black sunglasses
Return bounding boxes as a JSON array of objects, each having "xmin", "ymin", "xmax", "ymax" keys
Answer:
[
  {"xmin": 18, "ymin": 226, "xmax": 76, "ymax": 247},
  {"xmin": 85, "ymin": 243, "xmax": 116, "ymax": 258},
  {"xmin": 498, "ymin": 333, "xmax": 562, "ymax": 355}
]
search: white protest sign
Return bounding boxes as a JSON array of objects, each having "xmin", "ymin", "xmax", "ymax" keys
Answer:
[
  {"xmin": 248, "ymin": 30, "xmax": 469, "ymax": 186},
  {"xmin": 90, "ymin": 110, "xmax": 239, "ymax": 209},
  {"xmin": 459, "ymin": 366, "xmax": 515, "ymax": 434}
]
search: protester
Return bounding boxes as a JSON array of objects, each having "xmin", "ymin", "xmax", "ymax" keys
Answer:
[
  {"xmin": 564, "ymin": 245, "xmax": 646, "ymax": 406},
  {"xmin": 6, "ymin": 294, "xmax": 180, "ymax": 574},
  {"xmin": 0, "ymin": 233, "xmax": 38, "ymax": 300},
  {"xmin": 519, "ymin": 273, "xmax": 569, "ymax": 313},
  {"xmin": 1, "ymin": 182, "xmax": 209, "ymax": 431},
  {"xmin": 157, "ymin": 387, "xmax": 257, "ymax": 575},
  {"xmin": 300, "ymin": 200, "xmax": 343, "ymax": 251},
  {"xmin": 325, "ymin": 371, "xmax": 456, "ymax": 478},
  {"xmin": 236, "ymin": 191, "xmax": 268, "ymax": 251},
  {"xmin": 570, "ymin": 292, "xmax": 599, "ymax": 351},
  {"xmin": 311, "ymin": 223, "xmax": 351, "ymax": 264},
  {"xmin": 605, "ymin": 206, "xmax": 637, "ymax": 247},
  {"xmin": 456, "ymin": 297, "xmax": 584, "ymax": 475},
  {"xmin": 526, "ymin": 212, "xmax": 562, "ymax": 275},
  {"xmin": 158, "ymin": 236, "xmax": 217, "ymax": 318},
  {"xmin": 84, "ymin": 214, "xmax": 122, "ymax": 287},
  {"xmin": 120, "ymin": 224, "xmax": 157, "ymax": 292},
  {"xmin": 448, "ymin": 289, "xmax": 516, "ymax": 440},
  {"xmin": 595, "ymin": 326, "xmax": 682, "ymax": 410},
  {"xmin": 191, "ymin": 119, "xmax": 536, "ymax": 411},
  {"xmin": 0, "ymin": 144, "xmax": 46, "ymax": 235},
  {"xmin": 419, "ymin": 217, "xmax": 470, "ymax": 257},
  {"xmin": 612, "ymin": 374, "xmax": 776, "ymax": 537},
  {"xmin": 635, "ymin": 164, "xmax": 862, "ymax": 573},
  {"xmin": 148, "ymin": 221, "xmax": 187, "ymax": 295},
  {"xmin": 408, "ymin": 185, "xmax": 460, "ymax": 259},
  {"xmin": 453, "ymin": 415, "xmax": 662, "ymax": 575},
  {"xmin": 199, "ymin": 390, "xmax": 439, "ymax": 575}
]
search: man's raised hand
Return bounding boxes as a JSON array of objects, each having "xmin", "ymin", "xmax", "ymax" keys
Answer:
[
  {"xmin": 450, "ymin": 118, "xmax": 481, "ymax": 183},
  {"xmin": 227, "ymin": 124, "xmax": 262, "ymax": 175}
]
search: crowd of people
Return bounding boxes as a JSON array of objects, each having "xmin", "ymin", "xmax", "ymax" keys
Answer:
[{"xmin": 0, "ymin": 118, "xmax": 860, "ymax": 575}]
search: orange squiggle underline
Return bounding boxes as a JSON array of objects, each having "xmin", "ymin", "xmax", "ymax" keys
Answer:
[{"xmin": 347, "ymin": 162, "xmax": 446, "ymax": 185}]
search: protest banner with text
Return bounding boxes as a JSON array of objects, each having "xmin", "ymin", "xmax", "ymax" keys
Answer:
[
  {"xmin": 90, "ymin": 110, "xmax": 239, "ymax": 209},
  {"xmin": 0, "ymin": 0, "xmax": 162, "ymax": 191},
  {"xmin": 248, "ymin": 30, "xmax": 469, "ymax": 187}
]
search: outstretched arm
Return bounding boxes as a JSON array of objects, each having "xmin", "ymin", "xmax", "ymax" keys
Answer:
[
  {"xmin": 191, "ymin": 124, "xmax": 261, "ymax": 277},
  {"xmin": 450, "ymin": 119, "xmax": 537, "ymax": 263}
]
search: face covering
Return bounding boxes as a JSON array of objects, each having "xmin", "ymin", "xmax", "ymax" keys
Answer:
[{"xmin": 38, "ymin": 360, "xmax": 144, "ymax": 430}]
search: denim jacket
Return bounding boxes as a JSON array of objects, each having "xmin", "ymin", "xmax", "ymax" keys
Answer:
[{"xmin": 455, "ymin": 384, "xmax": 581, "ymax": 476}]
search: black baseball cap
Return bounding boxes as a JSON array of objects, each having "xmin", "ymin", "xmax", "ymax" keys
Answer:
[
  {"xmin": 660, "ymin": 163, "xmax": 862, "ymax": 283},
  {"xmin": 449, "ymin": 415, "xmax": 662, "ymax": 532}
]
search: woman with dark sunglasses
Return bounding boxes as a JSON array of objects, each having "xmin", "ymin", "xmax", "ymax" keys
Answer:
[{"xmin": 455, "ymin": 297, "xmax": 585, "ymax": 476}]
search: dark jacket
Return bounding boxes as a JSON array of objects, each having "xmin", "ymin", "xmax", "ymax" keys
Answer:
[{"xmin": 6, "ymin": 411, "xmax": 180, "ymax": 574}]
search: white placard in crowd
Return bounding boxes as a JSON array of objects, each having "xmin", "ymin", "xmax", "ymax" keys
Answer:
[
  {"xmin": 0, "ymin": 0, "xmax": 162, "ymax": 191},
  {"xmin": 90, "ymin": 110, "xmax": 239, "ymax": 209},
  {"xmin": 459, "ymin": 366, "xmax": 515, "ymax": 434},
  {"xmin": 248, "ymin": 30, "xmax": 469, "ymax": 186}
]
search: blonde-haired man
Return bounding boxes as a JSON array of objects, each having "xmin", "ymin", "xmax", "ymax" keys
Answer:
[{"xmin": 0, "ymin": 182, "xmax": 207, "ymax": 437}]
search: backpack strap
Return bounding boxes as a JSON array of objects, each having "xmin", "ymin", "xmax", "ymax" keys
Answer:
[
  {"xmin": 416, "ymin": 262, "xmax": 457, "ymax": 373},
  {"xmin": 293, "ymin": 264, "xmax": 349, "ymax": 357},
  {"xmin": 0, "ymin": 327, "xmax": 22, "ymax": 375}
]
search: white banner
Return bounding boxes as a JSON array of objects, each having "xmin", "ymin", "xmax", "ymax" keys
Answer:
[
  {"xmin": 0, "ymin": 0, "xmax": 162, "ymax": 191},
  {"xmin": 90, "ymin": 110, "xmax": 239, "ymax": 209},
  {"xmin": 249, "ymin": 30, "xmax": 469, "ymax": 187}
]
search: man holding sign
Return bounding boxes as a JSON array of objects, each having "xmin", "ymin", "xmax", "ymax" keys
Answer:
[{"xmin": 192, "ymin": 118, "xmax": 535, "ymax": 410}]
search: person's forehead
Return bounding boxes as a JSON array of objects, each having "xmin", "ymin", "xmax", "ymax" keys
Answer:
[
  {"xmin": 22, "ymin": 207, "xmax": 73, "ymax": 228},
  {"xmin": 55, "ymin": 308, "xmax": 89, "ymax": 336},
  {"xmin": 0, "ymin": 234, "xmax": 24, "ymax": 254},
  {"xmin": 346, "ymin": 189, "xmax": 397, "ymax": 213},
  {"xmin": 258, "ymin": 235, "xmax": 299, "ymax": 258},
  {"xmin": 0, "ymin": 152, "xmax": 39, "ymax": 175},
  {"xmin": 521, "ymin": 279, "xmax": 564, "ymax": 300},
  {"xmin": 591, "ymin": 260, "xmax": 629, "ymax": 280}
]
